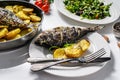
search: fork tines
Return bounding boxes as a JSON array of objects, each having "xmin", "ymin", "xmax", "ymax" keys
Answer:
[{"xmin": 84, "ymin": 48, "xmax": 106, "ymax": 62}]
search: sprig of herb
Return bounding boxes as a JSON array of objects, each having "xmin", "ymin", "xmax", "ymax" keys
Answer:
[
  {"xmin": 49, "ymin": 0, "xmax": 54, "ymax": 3},
  {"xmin": 63, "ymin": 43, "xmax": 73, "ymax": 48},
  {"xmin": 49, "ymin": 43, "xmax": 73, "ymax": 51},
  {"xmin": 49, "ymin": 46, "xmax": 59, "ymax": 51}
]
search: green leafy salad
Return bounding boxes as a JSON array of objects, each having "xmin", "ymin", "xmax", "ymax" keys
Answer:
[{"xmin": 64, "ymin": 0, "xmax": 112, "ymax": 19}]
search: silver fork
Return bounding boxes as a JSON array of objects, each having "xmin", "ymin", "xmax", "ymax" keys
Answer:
[{"xmin": 31, "ymin": 48, "xmax": 106, "ymax": 71}]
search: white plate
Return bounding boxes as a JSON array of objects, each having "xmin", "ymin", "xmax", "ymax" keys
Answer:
[
  {"xmin": 29, "ymin": 32, "xmax": 111, "ymax": 77},
  {"xmin": 54, "ymin": 0, "xmax": 120, "ymax": 24}
]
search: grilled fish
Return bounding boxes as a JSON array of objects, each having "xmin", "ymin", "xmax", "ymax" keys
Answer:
[
  {"xmin": 35, "ymin": 26, "xmax": 103, "ymax": 47},
  {"xmin": 0, "ymin": 7, "xmax": 28, "ymax": 30}
]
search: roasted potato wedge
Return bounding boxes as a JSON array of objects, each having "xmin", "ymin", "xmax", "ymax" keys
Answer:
[
  {"xmin": 20, "ymin": 28, "xmax": 32, "ymax": 36},
  {"xmin": 13, "ymin": 5, "xmax": 20, "ymax": 13},
  {"xmin": 65, "ymin": 46, "xmax": 83, "ymax": 58},
  {"xmin": 6, "ymin": 28, "xmax": 21, "ymax": 40},
  {"xmin": 0, "ymin": 28, "xmax": 8, "ymax": 39},
  {"xmin": 13, "ymin": 5, "xmax": 24, "ymax": 13},
  {"xmin": 5, "ymin": 6, "xmax": 13, "ymax": 12},
  {"xmin": 22, "ymin": 8, "xmax": 34, "ymax": 13},
  {"xmin": 12, "ymin": 34, "xmax": 21, "ymax": 40},
  {"xmin": 30, "ymin": 15, "xmax": 41, "ymax": 22},
  {"xmin": 0, "ymin": 25, "xmax": 8, "ymax": 28},
  {"xmin": 24, "ymin": 20, "xmax": 30, "ymax": 24},
  {"xmin": 16, "ymin": 11, "xmax": 30, "ymax": 20},
  {"xmin": 78, "ymin": 39, "xmax": 90, "ymax": 51}
]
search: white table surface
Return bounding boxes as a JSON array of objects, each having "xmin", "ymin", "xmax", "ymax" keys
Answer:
[{"xmin": 0, "ymin": 0, "xmax": 120, "ymax": 80}]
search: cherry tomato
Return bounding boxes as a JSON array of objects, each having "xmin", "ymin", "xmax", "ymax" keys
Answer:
[
  {"xmin": 44, "ymin": 0, "xmax": 49, "ymax": 3},
  {"xmin": 34, "ymin": 0, "xmax": 50, "ymax": 13},
  {"xmin": 36, "ymin": 0, "xmax": 42, "ymax": 2},
  {"xmin": 35, "ymin": 1, "xmax": 43, "ymax": 8},
  {"xmin": 41, "ymin": 4, "xmax": 50, "ymax": 13}
]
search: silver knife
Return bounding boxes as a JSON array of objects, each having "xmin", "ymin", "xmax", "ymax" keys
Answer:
[
  {"xmin": 27, "ymin": 57, "xmax": 111, "ymax": 63},
  {"xmin": 30, "ymin": 57, "xmax": 111, "ymax": 71}
]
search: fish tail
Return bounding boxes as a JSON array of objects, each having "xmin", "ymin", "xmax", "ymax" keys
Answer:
[{"xmin": 87, "ymin": 25, "xmax": 105, "ymax": 32}]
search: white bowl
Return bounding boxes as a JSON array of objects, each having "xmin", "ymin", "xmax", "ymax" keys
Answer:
[{"xmin": 112, "ymin": 22, "xmax": 120, "ymax": 38}]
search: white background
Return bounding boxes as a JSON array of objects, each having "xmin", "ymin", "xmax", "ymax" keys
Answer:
[{"xmin": 0, "ymin": 0, "xmax": 120, "ymax": 80}]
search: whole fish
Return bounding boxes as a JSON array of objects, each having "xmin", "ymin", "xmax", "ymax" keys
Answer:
[
  {"xmin": 0, "ymin": 7, "xmax": 28, "ymax": 30},
  {"xmin": 35, "ymin": 26, "xmax": 103, "ymax": 47}
]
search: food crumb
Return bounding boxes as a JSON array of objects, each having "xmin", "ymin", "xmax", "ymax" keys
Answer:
[
  {"xmin": 118, "ymin": 42, "xmax": 120, "ymax": 48},
  {"xmin": 103, "ymin": 35, "xmax": 110, "ymax": 43}
]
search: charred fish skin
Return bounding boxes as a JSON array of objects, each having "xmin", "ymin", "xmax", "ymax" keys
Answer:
[
  {"xmin": 0, "ymin": 8, "xmax": 27, "ymax": 30},
  {"xmin": 35, "ymin": 26, "xmax": 104, "ymax": 47}
]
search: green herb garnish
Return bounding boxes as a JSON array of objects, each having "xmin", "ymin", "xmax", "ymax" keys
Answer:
[
  {"xmin": 49, "ymin": 46, "xmax": 59, "ymax": 51},
  {"xmin": 49, "ymin": 0, "xmax": 54, "ymax": 3},
  {"xmin": 63, "ymin": 43, "xmax": 73, "ymax": 48}
]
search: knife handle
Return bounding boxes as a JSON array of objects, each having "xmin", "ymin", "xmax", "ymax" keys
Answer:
[
  {"xmin": 27, "ymin": 57, "xmax": 63, "ymax": 63},
  {"xmin": 31, "ymin": 59, "xmax": 72, "ymax": 71}
]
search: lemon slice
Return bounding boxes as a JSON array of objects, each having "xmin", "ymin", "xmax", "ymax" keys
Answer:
[{"xmin": 53, "ymin": 48, "xmax": 67, "ymax": 59}]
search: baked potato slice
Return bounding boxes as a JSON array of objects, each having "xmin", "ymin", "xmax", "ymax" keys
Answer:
[
  {"xmin": 0, "ymin": 28, "xmax": 8, "ymax": 39},
  {"xmin": 24, "ymin": 20, "xmax": 30, "ymax": 24},
  {"xmin": 20, "ymin": 28, "xmax": 32, "ymax": 36},
  {"xmin": 5, "ymin": 6, "xmax": 13, "ymax": 12},
  {"xmin": 30, "ymin": 15, "xmax": 41, "ymax": 22},
  {"xmin": 12, "ymin": 34, "xmax": 21, "ymax": 40},
  {"xmin": 22, "ymin": 8, "xmax": 34, "ymax": 13},
  {"xmin": 6, "ymin": 28, "xmax": 21, "ymax": 40},
  {"xmin": 65, "ymin": 46, "xmax": 83, "ymax": 58},
  {"xmin": 13, "ymin": 5, "xmax": 24, "ymax": 13},
  {"xmin": 16, "ymin": 11, "xmax": 30, "ymax": 20},
  {"xmin": 78, "ymin": 39, "xmax": 90, "ymax": 51}
]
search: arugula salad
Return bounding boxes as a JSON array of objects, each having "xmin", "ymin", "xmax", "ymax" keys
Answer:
[{"xmin": 64, "ymin": 0, "xmax": 112, "ymax": 19}]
